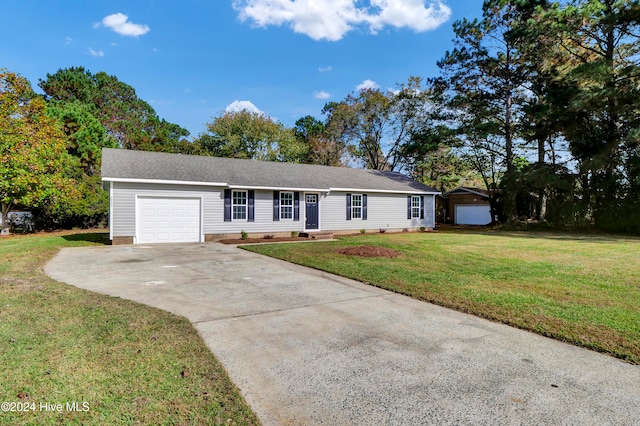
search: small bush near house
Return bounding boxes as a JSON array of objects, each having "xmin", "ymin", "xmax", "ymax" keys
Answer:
[
  {"xmin": 360, "ymin": 229, "xmax": 366, "ymax": 235},
  {"xmin": 240, "ymin": 230, "xmax": 248, "ymax": 240},
  {"xmin": 291, "ymin": 231, "xmax": 299, "ymax": 237}
]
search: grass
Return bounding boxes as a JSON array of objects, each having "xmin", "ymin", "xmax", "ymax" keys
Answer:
[
  {"xmin": 243, "ymin": 230, "xmax": 640, "ymax": 364},
  {"xmin": 0, "ymin": 230, "xmax": 259, "ymax": 425}
]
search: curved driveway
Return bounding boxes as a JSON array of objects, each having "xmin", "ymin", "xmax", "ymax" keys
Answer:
[{"xmin": 46, "ymin": 243, "xmax": 640, "ymax": 425}]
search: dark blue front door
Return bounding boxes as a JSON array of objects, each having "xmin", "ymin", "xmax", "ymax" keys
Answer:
[{"xmin": 305, "ymin": 194, "xmax": 319, "ymax": 230}]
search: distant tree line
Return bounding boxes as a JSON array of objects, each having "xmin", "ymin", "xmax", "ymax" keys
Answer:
[{"xmin": 2, "ymin": 0, "xmax": 639, "ymax": 234}]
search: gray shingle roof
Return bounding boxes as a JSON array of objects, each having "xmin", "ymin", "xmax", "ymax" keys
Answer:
[{"xmin": 101, "ymin": 148, "xmax": 439, "ymax": 194}]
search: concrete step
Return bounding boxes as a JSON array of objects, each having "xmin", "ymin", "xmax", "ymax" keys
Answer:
[{"xmin": 299, "ymin": 231, "xmax": 333, "ymax": 240}]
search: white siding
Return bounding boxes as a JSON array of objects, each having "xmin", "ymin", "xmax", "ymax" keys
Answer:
[
  {"xmin": 111, "ymin": 183, "xmax": 435, "ymax": 239},
  {"xmin": 320, "ymin": 191, "xmax": 434, "ymax": 231},
  {"xmin": 111, "ymin": 182, "xmax": 220, "ymax": 238},
  {"xmin": 207, "ymin": 190, "xmax": 306, "ymax": 234}
]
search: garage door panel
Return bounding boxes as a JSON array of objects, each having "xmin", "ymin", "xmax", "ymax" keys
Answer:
[
  {"xmin": 455, "ymin": 205, "xmax": 491, "ymax": 225},
  {"xmin": 137, "ymin": 197, "xmax": 201, "ymax": 244}
]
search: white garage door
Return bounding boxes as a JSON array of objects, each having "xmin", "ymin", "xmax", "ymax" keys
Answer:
[
  {"xmin": 455, "ymin": 205, "xmax": 492, "ymax": 225},
  {"xmin": 137, "ymin": 197, "xmax": 201, "ymax": 244}
]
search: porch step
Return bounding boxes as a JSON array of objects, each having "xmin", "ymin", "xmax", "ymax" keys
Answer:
[{"xmin": 299, "ymin": 231, "xmax": 333, "ymax": 240}]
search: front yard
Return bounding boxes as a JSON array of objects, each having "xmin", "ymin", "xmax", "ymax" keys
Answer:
[
  {"xmin": 0, "ymin": 231, "xmax": 259, "ymax": 425},
  {"xmin": 243, "ymin": 230, "xmax": 640, "ymax": 364}
]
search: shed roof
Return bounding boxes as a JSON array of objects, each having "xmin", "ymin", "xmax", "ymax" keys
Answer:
[{"xmin": 101, "ymin": 148, "xmax": 439, "ymax": 194}]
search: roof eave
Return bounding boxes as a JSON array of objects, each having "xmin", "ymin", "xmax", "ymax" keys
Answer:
[
  {"xmin": 102, "ymin": 178, "xmax": 440, "ymax": 195},
  {"xmin": 102, "ymin": 177, "xmax": 228, "ymax": 187}
]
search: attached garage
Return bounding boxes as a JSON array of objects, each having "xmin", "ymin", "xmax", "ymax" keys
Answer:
[
  {"xmin": 455, "ymin": 204, "xmax": 492, "ymax": 225},
  {"xmin": 136, "ymin": 197, "xmax": 201, "ymax": 244}
]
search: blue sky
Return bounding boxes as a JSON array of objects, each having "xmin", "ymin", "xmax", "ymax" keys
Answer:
[{"xmin": 1, "ymin": 1, "xmax": 481, "ymax": 138}]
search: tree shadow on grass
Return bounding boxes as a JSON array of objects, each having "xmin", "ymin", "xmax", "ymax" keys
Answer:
[{"xmin": 62, "ymin": 232, "xmax": 111, "ymax": 245}]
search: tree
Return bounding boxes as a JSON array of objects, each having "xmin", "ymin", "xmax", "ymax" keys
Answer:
[
  {"xmin": 45, "ymin": 100, "xmax": 116, "ymax": 175},
  {"xmin": 39, "ymin": 67, "xmax": 190, "ymax": 152},
  {"xmin": 324, "ymin": 77, "xmax": 430, "ymax": 171},
  {"xmin": 542, "ymin": 0, "xmax": 640, "ymax": 231},
  {"xmin": 437, "ymin": 0, "xmax": 533, "ymax": 222},
  {"xmin": 0, "ymin": 70, "xmax": 76, "ymax": 234},
  {"xmin": 410, "ymin": 144, "xmax": 484, "ymax": 192},
  {"xmin": 293, "ymin": 115, "xmax": 347, "ymax": 166},
  {"xmin": 195, "ymin": 110, "xmax": 307, "ymax": 162},
  {"xmin": 38, "ymin": 101, "xmax": 117, "ymax": 227}
]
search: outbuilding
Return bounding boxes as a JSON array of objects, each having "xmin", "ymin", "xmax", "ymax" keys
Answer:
[
  {"xmin": 101, "ymin": 148, "xmax": 439, "ymax": 244},
  {"xmin": 443, "ymin": 187, "xmax": 493, "ymax": 225}
]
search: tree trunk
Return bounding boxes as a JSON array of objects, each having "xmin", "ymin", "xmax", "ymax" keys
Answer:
[
  {"xmin": 503, "ymin": 44, "xmax": 518, "ymax": 223},
  {"xmin": 536, "ymin": 136, "xmax": 547, "ymax": 220},
  {"xmin": 1, "ymin": 203, "xmax": 11, "ymax": 235}
]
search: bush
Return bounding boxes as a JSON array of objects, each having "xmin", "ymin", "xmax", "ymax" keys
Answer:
[
  {"xmin": 240, "ymin": 230, "xmax": 248, "ymax": 240},
  {"xmin": 360, "ymin": 229, "xmax": 366, "ymax": 235},
  {"xmin": 291, "ymin": 231, "xmax": 299, "ymax": 237}
]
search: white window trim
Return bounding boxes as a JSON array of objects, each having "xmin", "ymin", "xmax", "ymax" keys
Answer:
[
  {"xmin": 280, "ymin": 191, "xmax": 294, "ymax": 221},
  {"xmin": 352, "ymin": 193, "xmax": 363, "ymax": 220},
  {"xmin": 232, "ymin": 190, "xmax": 248, "ymax": 221},
  {"xmin": 411, "ymin": 195, "xmax": 421, "ymax": 219}
]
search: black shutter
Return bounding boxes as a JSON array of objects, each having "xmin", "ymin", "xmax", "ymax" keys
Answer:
[
  {"xmin": 346, "ymin": 194, "xmax": 352, "ymax": 220},
  {"xmin": 273, "ymin": 191, "xmax": 280, "ymax": 221},
  {"xmin": 293, "ymin": 192, "xmax": 300, "ymax": 221},
  {"xmin": 420, "ymin": 195, "xmax": 425, "ymax": 219},
  {"xmin": 362, "ymin": 194, "xmax": 367, "ymax": 220},
  {"xmin": 224, "ymin": 189, "xmax": 232, "ymax": 222},
  {"xmin": 248, "ymin": 190, "xmax": 255, "ymax": 222},
  {"xmin": 407, "ymin": 196, "xmax": 412, "ymax": 219}
]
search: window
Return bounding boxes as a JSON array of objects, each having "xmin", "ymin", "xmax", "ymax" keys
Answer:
[
  {"xmin": 280, "ymin": 192, "xmax": 293, "ymax": 220},
  {"xmin": 352, "ymin": 194, "xmax": 363, "ymax": 219},
  {"xmin": 232, "ymin": 191, "xmax": 247, "ymax": 220},
  {"xmin": 411, "ymin": 196, "xmax": 421, "ymax": 218}
]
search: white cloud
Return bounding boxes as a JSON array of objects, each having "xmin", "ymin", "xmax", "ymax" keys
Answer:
[
  {"xmin": 314, "ymin": 90, "xmax": 331, "ymax": 99},
  {"xmin": 88, "ymin": 48, "xmax": 104, "ymax": 57},
  {"xmin": 66, "ymin": 36, "xmax": 73, "ymax": 44},
  {"xmin": 367, "ymin": 0, "xmax": 451, "ymax": 33},
  {"xmin": 232, "ymin": 0, "xmax": 451, "ymax": 41},
  {"xmin": 356, "ymin": 79, "xmax": 379, "ymax": 91},
  {"xmin": 225, "ymin": 100, "xmax": 264, "ymax": 114},
  {"xmin": 319, "ymin": 66, "xmax": 333, "ymax": 72},
  {"xmin": 100, "ymin": 13, "xmax": 150, "ymax": 37}
]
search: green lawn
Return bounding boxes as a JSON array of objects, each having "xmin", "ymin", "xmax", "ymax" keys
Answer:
[
  {"xmin": 0, "ymin": 231, "xmax": 259, "ymax": 425},
  {"xmin": 243, "ymin": 230, "xmax": 640, "ymax": 364}
]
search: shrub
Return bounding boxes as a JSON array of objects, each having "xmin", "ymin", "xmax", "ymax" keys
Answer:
[
  {"xmin": 240, "ymin": 230, "xmax": 248, "ymax": 240},
  {"xmin": 420, "ymin": 226, "xmax": 426, "ymax": 232},
  {"xmin": 291, "ymin": 231, "xmax": 299, "ymax": 237},
  {"xmin": 360, "ymin": 229, "xmax": 366, "ymax": 235}
]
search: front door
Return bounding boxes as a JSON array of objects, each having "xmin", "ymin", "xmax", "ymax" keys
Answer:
[{"xmin": 305, "ymin": 194, "xmax": 319, "ymax": 230}]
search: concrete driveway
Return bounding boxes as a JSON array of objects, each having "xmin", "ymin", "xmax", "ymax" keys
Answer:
[{"xmin": 46, "ymin": 243, "xmax": 640, "ymax": 425}]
